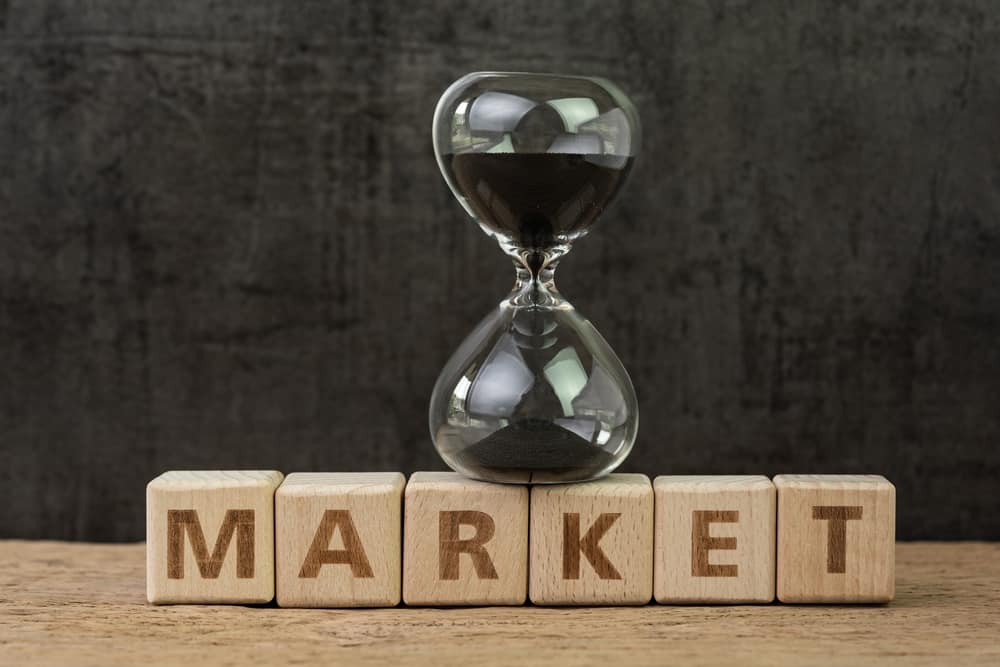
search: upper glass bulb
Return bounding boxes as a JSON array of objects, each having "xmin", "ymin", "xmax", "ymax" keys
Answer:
[{"xmin": 433, "ymin": 71, "xmax": 640, "ymax": 267}]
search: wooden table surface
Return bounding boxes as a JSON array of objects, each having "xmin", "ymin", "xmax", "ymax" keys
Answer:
[{"xmin": 1, "ymin": 541, "xmax": 997, "ymax": 666}]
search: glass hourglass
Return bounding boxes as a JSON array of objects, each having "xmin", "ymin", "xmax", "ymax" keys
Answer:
[{"xmin": 429, "ymin": 72, "xmax": 640, "ymax": 484}]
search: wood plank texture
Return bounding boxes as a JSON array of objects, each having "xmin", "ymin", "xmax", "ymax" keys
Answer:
[{"xmin": 0, "ymin": 541, "xmax": 998, "ymax": 666}]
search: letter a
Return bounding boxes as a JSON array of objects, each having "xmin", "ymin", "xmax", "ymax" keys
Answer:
[{"xmin": 299, "ymin": 510, "xmax": 374, "ymax": 578}]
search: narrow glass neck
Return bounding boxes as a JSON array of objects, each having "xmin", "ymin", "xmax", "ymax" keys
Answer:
[{"xmin": 508, "ymin": 260, "xmax": 566, "ymax": 308}]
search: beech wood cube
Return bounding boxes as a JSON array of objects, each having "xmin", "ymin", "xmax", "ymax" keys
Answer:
[
  {"xmin": 275, "ymin": 472, "xmax": 405, "ymax": 607},
  {"xmin": 402, "ymin": 472, "xmax": 528, "ymax": 606},
  {"xmin": 775, "ymin": 474, "xmax": 895, "ymax": 603},
  {"xmin": 653, "ymin": 475, "xmax": 776, "ymax": 603},
  {"xmin": 146, "ymin": 470, "xmax": 283, "ymax": 604},
  {"xmin": 530, "ymin": 474, "xmax": 653, "ymax": 605}
]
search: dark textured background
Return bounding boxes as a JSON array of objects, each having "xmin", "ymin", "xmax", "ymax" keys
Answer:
[{"xmin": 1, "ymin": 1, "xmax": 998, "ymax": 541}]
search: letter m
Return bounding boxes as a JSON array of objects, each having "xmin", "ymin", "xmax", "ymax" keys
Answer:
[{"xmin": 167, "ymin": 509, "xmax": 255, "ymax": 579}]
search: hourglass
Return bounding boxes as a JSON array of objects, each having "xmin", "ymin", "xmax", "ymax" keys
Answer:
[{"xmin": 429, "ymin": 72, "xmax": 640, "ymax": 484}]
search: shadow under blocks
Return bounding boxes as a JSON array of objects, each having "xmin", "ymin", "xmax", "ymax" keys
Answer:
[{"xmin": 146, "ymin": 471, "xmax": 895, "ymax": 606}]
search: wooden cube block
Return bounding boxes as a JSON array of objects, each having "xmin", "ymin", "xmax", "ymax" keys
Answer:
[
  {"xmin": 146, "ymin": 470, "xmax": 283, "ymax": 604},
  {"xmin": 402, "ymin": 472, "xmax": 528, "ymax": 606},
  {"xmin": 529, "ymin": 474, "xmax": 653, "ymax": 605},
  {"xmin": 275, "ymin": 473, "xmax": 405, "ymax": 607},
  {"xmin": 775, "ymin": 474, "xmax": 895, "ymax": 603},
  {"xmin": 653, "ymin": 475, "xmax": 775, "ymax": 603}
]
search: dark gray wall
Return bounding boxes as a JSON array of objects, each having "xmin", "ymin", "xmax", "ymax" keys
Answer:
[{"xmin": 1, "ymin": 1, "xmax": 998, "ymax": 541}]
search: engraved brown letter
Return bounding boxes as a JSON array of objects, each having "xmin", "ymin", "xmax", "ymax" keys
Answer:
[
  {"xmin": 167, "ymin": 509, "xmax": 255, "ymax": 579},
  {"xmin": 562, "ymin": 513, "xmax": 622, "ymax": 580},
  {"xmin": 691, "ymin": 510, "xmax": 739, "ymax": 577},
  {"xmin": 812, "ymin": 506, "xmax": 863, "ymax": 573},
  {"xmin": 438, "ymin": 511, "xmax": 499, "ymax": 580},
  {"xmin": 298, "ymin": 510, "xmax": 374, "ymax": 578}
]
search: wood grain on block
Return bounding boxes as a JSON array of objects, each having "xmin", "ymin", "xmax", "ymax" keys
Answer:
[
  {"xmin": 275, "ymin": 472, "xmax": 404, "ymax": 608},
  {"xmin": 530, "ymin": 474, "xmax": 653, "ymax": 605},
  {"xmin": 146, "ymin": 470, "xmax": 283, "ymax": 604},
  {"xmin": 402, "ymin": 472, "xmax": 528, "ymax": 606},
  {"xmin": 653, "ymin": 475, "xmax": 775, "ymax": 603},
  {"xmin": 775, "ymin": 474, "xmax": 895, "ymax": 603}
]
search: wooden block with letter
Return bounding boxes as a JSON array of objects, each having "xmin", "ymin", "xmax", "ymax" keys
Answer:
[
  {"xmin": 653, "ymin": 475, "xmax": 775, "ymax": 603},
  {"xmin": 275, "ymin": 472, "xmax": 405, "ymax": 607},
  {"xmin": 529, "ymin": 473, "xmax": 653, "ymax": 605},
  {"xmin": 402, "ymin": 471, "xmax": 528, "ymax": 606},
  {"xmin": 146, "ymin": 470, "xmax": 283, "ymax": 604},
  {"xmin": 775, "ymin": 474, "xmax": 895, "ymax": 603}
]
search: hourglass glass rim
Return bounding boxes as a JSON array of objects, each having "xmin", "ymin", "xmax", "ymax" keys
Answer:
[{"xmin": 446, "ymin": 70, "xmax": 620, "ymax": 87}]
